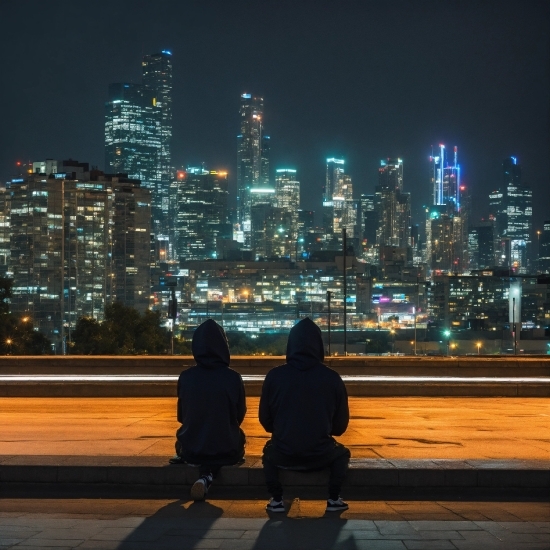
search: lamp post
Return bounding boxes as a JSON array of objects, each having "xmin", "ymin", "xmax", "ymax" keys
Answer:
[
  {"xmin": 444, "ymin": 329, "xmax": 451, "ymax": 356},
  {"xmin": 342, "ymin": 228, "xmax": 347, "ymax": 356},
  {"xmin": 512, "ymin": 296, "xmax": 517, "ymax": 356},
  {"xmin": 413, "ymin": 305, "xmax": 417, "ymax": 356},
  {"xmin": 390, "ymin": 329, "xmax": 395, "ymax": 354},
  {"xmin": 326, "ymin": 290, "xmax": 332, "ymax": 356},
  {"xmin": 477, "ymin": 342, "xmax": 482, "ymax": 355}
]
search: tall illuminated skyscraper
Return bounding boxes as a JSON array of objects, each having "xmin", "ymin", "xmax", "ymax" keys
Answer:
[
  {"xmin": 489, "ymin": 157, "xmax": 532, "ymax": 272},
  {"xmin": 275, "ymin": 168, "xmax": 300, "ymax": 240},
  {"xmin": 237, "ymin": 93, "xmax": 270, "ymax": 248},
  {"xmin": 426, "ymin": 145, "xmax": 468, "ymax": 274},
  {"xmin": 322, "ymin": 158, "xmax": 356, "ymax": 248},
  {"xmin": 375, "ymin": 158, "xmax": 410, "ymax": 250},
  {"xmin": 142, "ymin": 50, "xmax": 173, "ymax": 234},
  {"xmin": 105, "ymin": 51, "xmax": 173, "ymax": 239}
]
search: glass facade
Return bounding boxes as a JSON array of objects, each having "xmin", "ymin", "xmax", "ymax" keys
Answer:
[
  {"xmin": 489, "ymin": 157, "xmax": 532, "ymax": 272},
  {"xmin": 237, "ymin": 94, "xmax": 270, "ymax": 249},
  {"xmin": 172, "ymin": 168, "xmax": 230, "ymax": 261},
  {"xmin": 7, "ymin": 163, "xmax": 152, "ymax": 350},
  {"xmin": 105, "ymin": 51, "xmax": 172, "ymax": 240}
]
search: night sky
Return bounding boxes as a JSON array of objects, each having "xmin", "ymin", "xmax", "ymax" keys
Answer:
[{"xmin": 1, "ymin": 0, "xmax": 549, "ymax": 230}]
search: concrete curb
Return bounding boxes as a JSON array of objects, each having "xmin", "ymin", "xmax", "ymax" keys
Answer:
[{"xmin": 0, "ymin": 456, "xmax": 547, "ymax": 489}]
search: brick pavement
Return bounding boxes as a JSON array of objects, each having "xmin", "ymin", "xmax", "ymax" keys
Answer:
[{"xmin": 0, "ymin": 498, "xmax": 548, "ymax": 549}]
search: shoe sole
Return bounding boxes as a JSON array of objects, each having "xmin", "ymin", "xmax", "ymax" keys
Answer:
[
  {"xmin": 326, "ymin": 505, "xmax": 349, "ymax": 512},
  {"xmin": 266, "ymin": 507, "xmax": 286, "ymax": 513},
  {"xmin": 190, "ymin": 481, "xmax": 206, "ymax": 501}
]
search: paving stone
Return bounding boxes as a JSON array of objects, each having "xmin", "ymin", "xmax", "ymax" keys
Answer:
[
  {"xmin": 374, "ymin": 520, "xmax": 419, "ymax": 536},
  {"xmin": 403, "ymin": 541, "xmax": 456, "ymax": 550},
  {"xmin": 10, "ymin": 540, "xmax": 84, "ymax": 547},
  {"xmin": 409, "ymin": 520, "xmax": 480, "ymax": 531}
]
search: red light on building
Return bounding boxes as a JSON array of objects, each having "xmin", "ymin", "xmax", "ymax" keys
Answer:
[
  {"xmin": 16, "ymin": 161, "xmax": 21, "ymax": 167},
  {"xmin": 177, "ymin": 171, "xmax": 186, "ymax": 179}
]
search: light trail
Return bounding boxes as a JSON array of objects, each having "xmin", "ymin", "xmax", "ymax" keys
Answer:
[{"xmin": 0, "ymin": 375, "xmax": 548, "ymax": 384}]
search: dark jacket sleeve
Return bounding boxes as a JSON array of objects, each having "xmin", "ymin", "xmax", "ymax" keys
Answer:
[
  {"xmin": 176, "ymin": 373, "xmax": 183, "ymax": 424},
  {"xmin": 259, "ymin": 373, "xmax": 274, "ymax": 433},
  {"xmin": 236, "ymin": 376, "xmax": 247, "ymax": 425},
  {"xmin": 330, "ymin": 376, "xmax": 349, "ymax": 436}
]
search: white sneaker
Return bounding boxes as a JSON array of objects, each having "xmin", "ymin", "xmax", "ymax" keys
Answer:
[
  {"xmin": 190, "ymin": 474, "xmax": 212, "ymax": 501},
  {"xmin": 266, "ymin": 498, "xmax": 285, "ymax": 513},
  {"xmin": 326, "ymin": 497, "xmax": 349, "ymax": 512}
]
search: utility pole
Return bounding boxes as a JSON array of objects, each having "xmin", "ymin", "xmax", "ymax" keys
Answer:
[
  {"xmin": 342, "ymin": 228, "xmax": 347, "ymax": 356},
  {"xmin": 326, "ymin": 290, "xmax": 332, "ymax": 356},
  {"xmin": 512, "ymin": 296, "xmax": 517, "ymax": 356}
]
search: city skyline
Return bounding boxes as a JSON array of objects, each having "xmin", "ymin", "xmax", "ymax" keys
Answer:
[{"xmin": 0, "ymin": 1, "xmax": 548, "ymax": 231}]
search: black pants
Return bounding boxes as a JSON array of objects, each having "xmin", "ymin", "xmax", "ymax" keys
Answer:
[
  {"xmin": 262, "ymin": 440, "xmax": 350, "ymax": 501},
  {"xmin": 176, "ymin": 429, "xmax": 246, "ymax": 478}
]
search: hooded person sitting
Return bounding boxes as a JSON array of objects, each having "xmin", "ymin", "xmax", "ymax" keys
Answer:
[
  {"xmin": 259, "ymin": 317, "xmax": 350, "ymax": 513},
  {"xmin": 172, "ymin": 319, "xmax": 246, "ymax": 501}
]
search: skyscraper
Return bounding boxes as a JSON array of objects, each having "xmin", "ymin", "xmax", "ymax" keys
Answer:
[
  {"xmin": 275, "ymin": 168, "xmax": 300, "ymax": 242},
  {"xmin": 237, "ymin": 93, "xmax": 270, "ymax": 248},
  {"xmin": 172, "ymin": 168, "xmax": 230, "ymax": 261},
  {"xmin": 105, "ymin": 51, "xmax": 173, "ymax": 239},
  {"xmin": 105, "ymin": 83, "xmax": 158, "ymax": 189},
  {"xmin": 426, "ymin": 145, "xmax": 467, "ymax": 274},
  {"xmin": 375, "ymin": 159, "xmax": 410, "ymax": 251},
  {"xmin": 468, "ymin": 221, "xmax": 495, "ymax": 270},
  {"xmin": 539, "ymin": 221, "xmax": 550, "ymax": 273},
  {"xmin": 322, "ymin": 158, "xmax": 356, "ymax": 248},
  {"xmin": 142, "ymin": 50, "xmax": 173, "ymax": 233},
  {"xmin": 378, "ymin": 158, "xmax": 403, "ymax": 191},
  {"xmin": 489, "ymin": 157, "xmax": 533, "ymax": 272}
]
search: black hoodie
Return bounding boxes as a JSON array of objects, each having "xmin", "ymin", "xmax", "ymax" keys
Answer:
[
  {"xmin": 176, "ymin": 319, "xmax": 246, "ymax": 458},
  {"xmin": 259, "ymin": 318, "xmax": 349, "ymax": 457}
]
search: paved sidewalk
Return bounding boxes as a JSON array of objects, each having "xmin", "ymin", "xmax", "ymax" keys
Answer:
[
  {"xmin": 0, "ymin": 498, "xmax": 548, "ymax": 549},
  {"xmin": 0, "ymin": 397, "xmax": 549, "ymax": 459}
]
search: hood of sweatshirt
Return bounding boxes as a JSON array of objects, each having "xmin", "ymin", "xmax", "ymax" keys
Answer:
[
  {"xmin": 192, "ymin": 319, "xmax": 230, "ymax": 369},
  {"xmin": 286, "ymin": 317, "xmax": 325, "ymax": 371}
]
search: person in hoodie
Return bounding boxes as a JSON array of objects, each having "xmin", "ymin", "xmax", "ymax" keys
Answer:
[
  {"xmin": 259, "ymin": 317, "xmax": 350, "ymax": 513},
  {"xmin": 172, "ymin": 319, "xmax": 246, "ymax": 501}
]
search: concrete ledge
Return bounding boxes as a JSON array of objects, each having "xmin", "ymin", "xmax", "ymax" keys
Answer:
[
  {"xmin": 0, "ymin": 378, "xmax": 548, "ymax": 397},
  {"xmin": 0, "ymin": 456, "xmax": 547, "ymax": 490}
]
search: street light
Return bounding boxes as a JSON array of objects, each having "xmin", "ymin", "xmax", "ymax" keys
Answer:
[
  {"xmin": 477, "ymin": 342, "xmax": 482, "ymax": 355},
  {"xmin": 444, "ymin": 329, "xmax": 451, "ymax": 356},
  {"xmin": 390, "ymin": 329, "xmax": 395, "ymax": 354}
]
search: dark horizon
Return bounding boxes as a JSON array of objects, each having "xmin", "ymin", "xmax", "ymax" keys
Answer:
[{"xmin": 1, "ymin": 0, "xmax": 548, "ymax": 230}]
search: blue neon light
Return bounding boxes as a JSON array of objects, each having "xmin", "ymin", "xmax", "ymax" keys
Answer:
[
  {"xmin": 242, "ymin": 93, "xmax": 251, "ymax": 99},
  {"xmin": 161, "ymin": 50, "xmax": 172, "ymax": 55}
]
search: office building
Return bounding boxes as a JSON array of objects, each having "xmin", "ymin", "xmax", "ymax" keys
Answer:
[
  {"xmin": 275, "ymin": 168, "xmax": 300, "ymax": 239},
  {"xmin": 468, "ymin": 221, "xmax": 495, "ymax": 270},
  {"xmin": 8, "ymin": 161, "xmax": 152, "ymax": 350},
  {"xmin": 426, "ymin": 146, "xmax": 468, "ymax": 274},
  {"xmin": 237, "ymin": 93, "xmax": 270, "ymax": 248},
  {"xmin": 322, "ymin": 158, "xmax": 356, "ymax": 248},
  {"xmin": 539, "ymin": 221, "xmax": 550, "ymax": 273},
  {"xmin": 172, "ymin": 168, "xmax": 230, "ymax": 261},
  {"xmin": 105, "ymin": 51, "xmax": 173, "ymax": 239},
  {"xmin": 489, "ymin": 157, "xmax": 533, "ymax": 272}
]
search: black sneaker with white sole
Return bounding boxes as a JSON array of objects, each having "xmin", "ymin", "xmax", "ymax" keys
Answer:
[
  {"xmin": 266, "ymin": 498, "xmax": 285, "ymax": 513},
  {"xmin": 326, "ymin": 498, "xmax": 349, "ymax": 512},
  {"xmin": 190, "ymin": 474, "xmax": 213, "ymax": 501}
]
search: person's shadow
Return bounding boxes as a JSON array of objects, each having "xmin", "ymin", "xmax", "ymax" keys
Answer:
[
  {"xmin": 252, "ymin": 515, "xmax": 357, "ymax": 550},
  {"xmin": 116, "ymin": 499, "xmax": 223, "ymax": 549}
]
